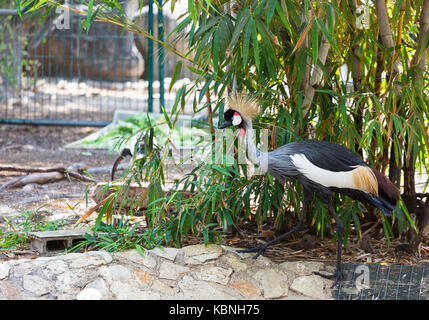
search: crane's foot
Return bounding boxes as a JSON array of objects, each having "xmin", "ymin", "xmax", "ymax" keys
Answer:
[
  {"xmin": 236, "ymin": 244, "xmax": 268, "ymax": 260},
  {"xmin": 314, "ymin": 267, "xmax": 344, "ymax": 288}
]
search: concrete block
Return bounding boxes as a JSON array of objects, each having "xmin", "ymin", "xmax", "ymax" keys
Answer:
[{"xmin": 29, "ymin": 229, "xmax": 89, "ymax": 254}]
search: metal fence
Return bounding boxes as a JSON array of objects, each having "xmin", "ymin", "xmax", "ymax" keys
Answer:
[
  {"xmin": 334, "ymin": 263, "xmax": 428, "ymax": 300},
  {"xmin": 0, "ymin": 2, "xmax": 193, "ymax": 126}
]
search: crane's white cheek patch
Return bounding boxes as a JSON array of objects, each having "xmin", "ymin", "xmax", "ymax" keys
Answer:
[
  {"xmin": 290, "ymin": 153, "xmax": 359, "ymax": 191},
  {"xmin": 232, "ymin": 115, "xmax": 242, "ymax": 126}
]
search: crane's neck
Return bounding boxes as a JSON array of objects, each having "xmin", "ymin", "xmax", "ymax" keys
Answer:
[{"xmin": 242, "ymin": 118, "xmax": 268, "ymax": 172}]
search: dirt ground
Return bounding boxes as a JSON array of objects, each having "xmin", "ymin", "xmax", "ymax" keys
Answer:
[
  {"xmin": 0, "ymin": 124, "xmax": 116, "ymax": 223},
  {"xmin": 0, "ymin": 124, "xmax": 428, "ymax": 268}
]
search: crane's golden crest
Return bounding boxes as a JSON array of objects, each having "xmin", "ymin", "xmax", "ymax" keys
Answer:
[{"xmin": 227, "ymin": 92, "xmax": 261, "ymax": 120}]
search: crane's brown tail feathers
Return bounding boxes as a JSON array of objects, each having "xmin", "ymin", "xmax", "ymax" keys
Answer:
[
  {"xmin": 361, "ymin": 167, "xmax": 400, "ymax": 216},
  {"xmin": 351, "ymin": 166, "xmax": 399, "ymax": 216},
  {"xmin": 370, "ymin": 167, "xmax": 400, "ymax": 206}
]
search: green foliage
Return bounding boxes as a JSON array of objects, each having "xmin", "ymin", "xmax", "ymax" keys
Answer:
[
  {"xmin": 0, "ymin": 207, "xmax": 67, "ymax": 250},
  {"xmin": 71, "ymin": 217, "xmax": 163, "ymax": 252},
  {"xmin": 14, "ymin": 0, "xmax": 429, "ymax": 249}
]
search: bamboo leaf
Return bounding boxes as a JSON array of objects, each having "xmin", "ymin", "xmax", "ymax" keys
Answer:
[
  {"xmin": 291, "ymin": 17, "xmax": 313, "ymax": 55},
  {"xmin": 188, "ymin": 0, "xmax": 198, "ymax": 24},
  {"xmin": 171, "ymin": 85, "xmax": 185, "ymax": 117},
  {"xmin": 212, "ymin": 165, "xmax": 232, "ymax": 178},
  {"xmin": 135, "ymin": 244, "xmax": 146, "ymax": 257},
  {"xmin": 315, "ymin": 17, "xmax": 341, "ymax": 57},
  {"xmin": 86, "ymin": 0, "xmax": 94, "ymax": 25},
  {"xmin": 229, "ymin": 9, "xmax": 250, "ymax": 51},
  {"xmin": 392, "ymin": 0, "xmax": 404, "ymax": 24},
  {"xmin": 169, "ymin": 16, "xmax": 192, "ymax": 37},
  {"xmin": 161, "ymin": 105, "xmax": 172, "ymax": 129},
  {"xmin": 203, "ymin": 227, "xmax": 209, "ymax": 244},
  {"xmin": 199, "ymin": 78, "xmax": 212, "ymax": 102},
  {"xmin": 212, "ymin": 15, "xmax": 233, "ymax": 72},
  {"xmin": 311, "ymin": 20, "xmax": 319, "ymax": 65},
  {"xmin": 275, "ymin": 1, "xmax": 292, "ymax": 33},
  {"xmin": 193, "ymin": 16, "xmax": 219, "ymax": 40},
  {"xmin": 242, "ymin": 21, "xmax": 252, "ymax": 68},
  {"xmin": 250, "ymin": 18, "xmax": 260, "ymax": 70},
  {"xmin": 15, "ymin": 0, "xmax": 23, "ymax": 17},
  {"xmin": 326, "ymin": 2, "xmax": 334, "ymax": 35},
  {"xmin": 265, "ymin": 0, "xmax": 277, "ymax": 26},
  {"xmin": 169, "ymin": 60, "xmax": 182, "ymax": 93}
]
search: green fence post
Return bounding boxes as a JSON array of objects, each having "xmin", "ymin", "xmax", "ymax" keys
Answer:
[
  {"xmin": 148, "ymin": 0, "xmax": 154, "ymax": 113},
  {"xmin": 158, "ymin": 4, "xmax": 164, "ymax": 112}
]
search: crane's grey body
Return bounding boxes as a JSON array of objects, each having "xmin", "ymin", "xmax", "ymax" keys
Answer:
[
  {"xmin": 220, "ymin": 95, "xmax": 399, "ymax": 287},
  {"xmin": 267, "ymin": 140, "xmax": 363, "ymax": 180}
]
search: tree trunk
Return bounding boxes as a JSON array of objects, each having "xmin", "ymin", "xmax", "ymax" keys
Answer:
[
  {"xmin": 374, "ymin": 35, "xmax": 384, "ymax": 96},
  {"xmin": 403, "ymin": 0, "xmax": 429, "ymax": 218},
  {"xmin": 402, "ymin": 143, "xmax": 416, "ymax": 215},
  {"xmin": 375, "ymin": 0, "xmax": 403, "ymax": 188},
  {"xmin": 389, "ymin": 147, "xmax": 402, "ymax": 188},
  {"xmin": 351, "ymin": 0, "xmax": 363, "ymax": 156},
  {"xmin": 412, "ymin": 0, "xmax": 429, "ymax": 84}
]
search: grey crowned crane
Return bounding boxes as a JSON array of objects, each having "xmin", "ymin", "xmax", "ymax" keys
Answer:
[
  {"xmin": 218, "ymin": 92, "xmax": 400, "ymax": 286},
  {"xmin": 111, "ymin": 132, "xmax": 148, "ymax": 181}
]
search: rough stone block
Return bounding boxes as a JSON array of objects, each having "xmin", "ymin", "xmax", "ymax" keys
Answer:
[
  {"xmin": 0, "ymin": 263, "xmax": 11, "ymax": 280},
  {"xmin": 194, "ymin": 265, "xmax": 233, "ymax": 285},
  {"xmin": 182, "ymin": 244, "xmax": 222, "ymax": 264},
  {"xmin": 254, "ymin": 268, "xmax": 289, "ymax": 299},
  {"xmin": 229, "ymin": 281, "xmax": 261, "ymax": 298},
  {"xmin": 159, "ymin": 261, "xmax": 190, "ymax": 280},
  {"xmin": 290, "ymin": 275, "xmax": 333, "ymax": 299}
]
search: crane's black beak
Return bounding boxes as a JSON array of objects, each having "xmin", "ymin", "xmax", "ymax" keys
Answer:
[{"xmin": 219, "ymin": 120, "xmax": 233, "ymax": 129}]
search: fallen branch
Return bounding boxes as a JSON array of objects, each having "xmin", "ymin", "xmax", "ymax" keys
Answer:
[
  {"xmin": 0, "ymin": 163, "xmax": 98, "ymax": 189},
  {"xmin": 0, "ymin": 163, "xmax": 129, "ymax": 175},
  {"xmin": 0, "ymin": 176, "xmax": 26, "ymax": 191},
  {"xmin": 5, "ymin": 171, "xmax": 66, "ymax": 188},
  {"xmin": 0, "ymin": 165, "xmax": 70, "ymax": 173}
]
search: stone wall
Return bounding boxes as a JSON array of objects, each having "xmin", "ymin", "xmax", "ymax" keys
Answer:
[{"xmin": 0, "ymin": 244, "xmax": 334, "ymax": 300}]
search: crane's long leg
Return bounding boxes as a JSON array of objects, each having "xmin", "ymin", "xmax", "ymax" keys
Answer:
[
  {"xmin": 237, "ymin": 189, "xmax": 313, "ymax": 259},
  {"xmin": 314, "ymin": 201, "xmax": 345, "ymax": 288}
]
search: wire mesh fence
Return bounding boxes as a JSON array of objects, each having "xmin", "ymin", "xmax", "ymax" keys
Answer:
[
  {"xmin": 0, "ymin": 3, "xmax": 193, "ymax": 126},
  {"xmin": 333, "ymin": 263, "xmax": 429, "ymax": 300}
]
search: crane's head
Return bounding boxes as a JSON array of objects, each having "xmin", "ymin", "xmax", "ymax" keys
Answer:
[
  {"xmin": 218, "ymin": 92, "xmax": 260, "ymax": 130},
  {"xmin": 219, "ymin": 109, "xmax": 243, "ymax": 129}
]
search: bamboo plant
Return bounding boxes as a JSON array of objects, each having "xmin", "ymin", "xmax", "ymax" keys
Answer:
[{"xmin": 14, "ymin": 0, "xmax": 429, "ymax": 249}]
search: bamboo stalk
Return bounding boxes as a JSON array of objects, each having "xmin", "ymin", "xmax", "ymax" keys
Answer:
[
  {"xmin": 300, "ymin": 0, "xmax": 340, "ymax": 123},
  {"xmin": 412, "ymin": 0, "xmax": 429, "ymax": 74},
  {"xmin": 374, "ymin": 0, "xmax": 401, "ymax": 95}
]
